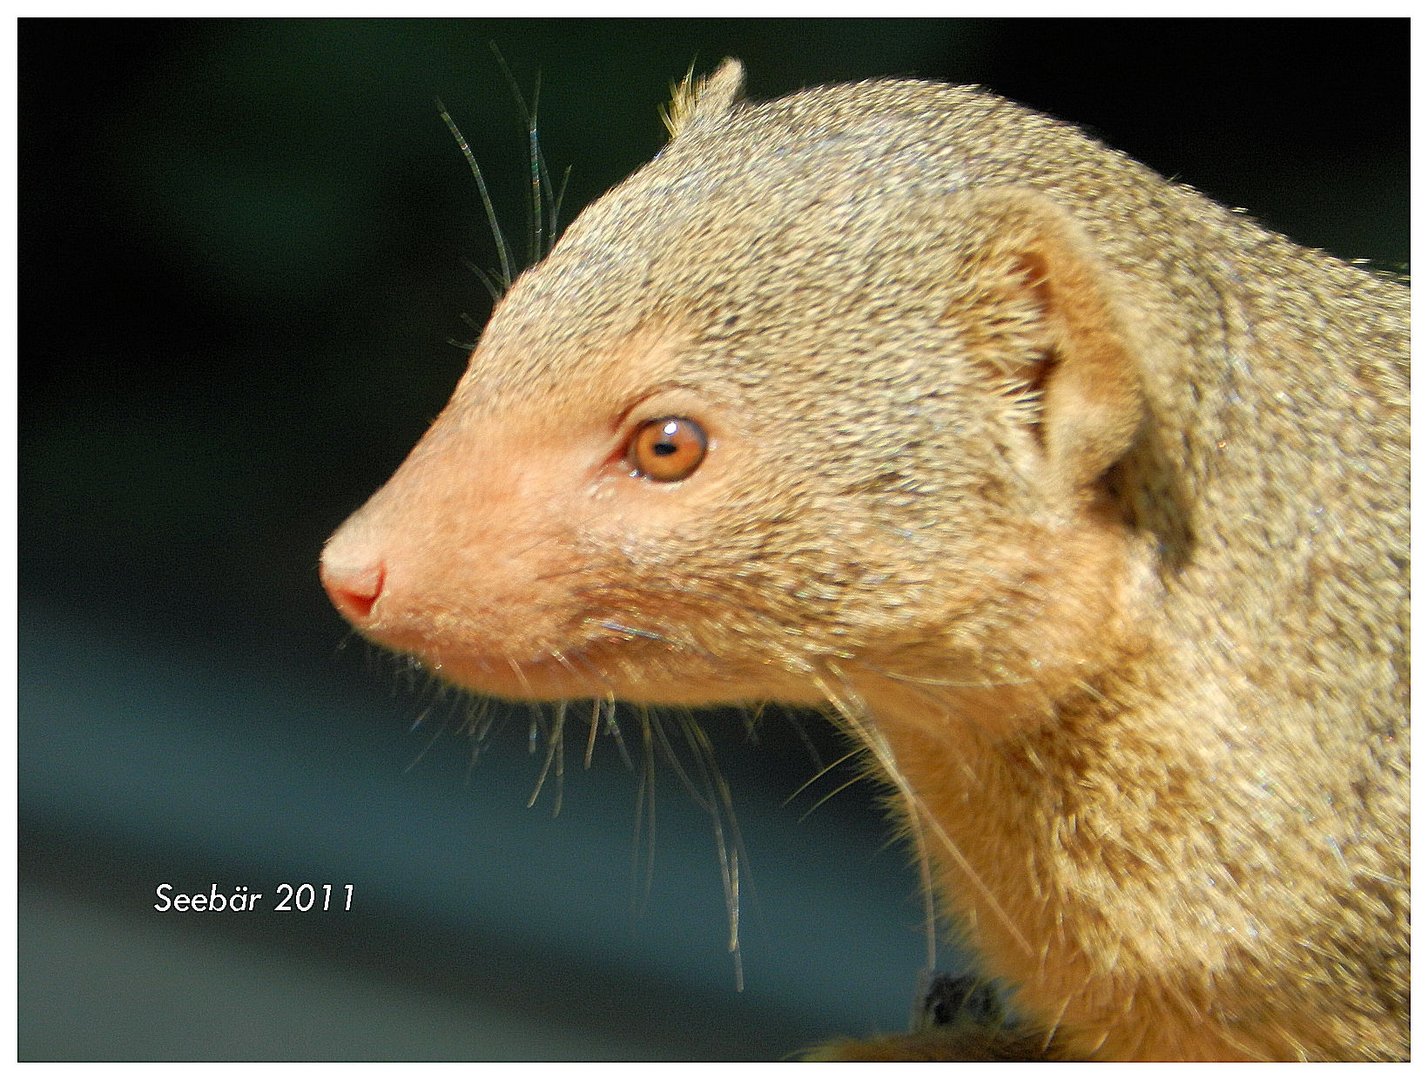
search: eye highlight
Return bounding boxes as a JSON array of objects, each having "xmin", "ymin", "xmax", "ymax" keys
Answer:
[{"xmin": 628, "ymin": 417, "xmax": 708, "ymax": 482}]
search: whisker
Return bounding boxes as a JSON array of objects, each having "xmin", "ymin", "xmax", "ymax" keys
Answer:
[
  {"xmin": 402, "ymin": 706, "xmax": 450, "ymax": 774},
  {"xmin": 678, "ymin": 712, "xmax": 749, "ymax": 991},
  {"xmin": 435, "ymin": 97, "xmax": 512, "ymax": 292},
  {"xmin": 548, "ymin": 647, "xmax": 603, "ymax": 695},
  {"xmin": 813, "ymin": 670, "xmax": 940, "ymax": 974},
  {"xmin": 775, "ymin": 704, "xmax": 829, "ymax": 772},
  {"xmin": 647, "ymin": 709, "xmax": 710, "ymax": 812},
  {"xmin": 597, "ymin": 620, "xmax": 676, "ymax": 643},
  {"xmin": 407, "ymin": 702, "xmax": 435, "ymax": 734},
  {"xmin": 629, "ymin": 706, "xmax": 658, "ymax": 916},
  {"xmin": 584, "ymin": 697, "xmax": 602, "ymax": 768},
  {"xmin": 465, "ymin": 696, "xmax": 498, "ymax": 743},
  {"xmin": 819, "ymin": 663, "xmax": 1035, "ymax": 963},
  {"xmin": 508, "ymin": 656, "xmax": 536, "ymax": 699},
  {"xmin": 781, "ymin": 746, "xmax": 865, "ymax": 809},
  {"xmin": 870, "ymin": 665, "xmax": 1032, "ymax": 691},
  {"xmin": 604, "ymin": 702, "xmax": 634, "ymax": 772},
  {"xmin": 526, "ymin": 702, "xmax": 568, "ymax": 814},
  {"xmin": 795, "ymin": 769, "xmax": 869, "ymax": 823}
]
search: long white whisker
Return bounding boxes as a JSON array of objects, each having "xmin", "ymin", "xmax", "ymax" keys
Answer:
[
  {"xmin": 678, "ymin": 712, "xmax": 749, "ymax": 992},
  {"xmin": 782, "ymin": 746, "xmax": 865, "ymax": 809},
  {"xmin": 816, "ymin": 665, "xmax": 1034, "ymax": 967}
]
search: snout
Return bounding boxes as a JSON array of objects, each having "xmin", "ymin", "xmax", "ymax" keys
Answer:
[{"xmin": 320, "ymin": 527, "xmax": 386, "ymax": 626}]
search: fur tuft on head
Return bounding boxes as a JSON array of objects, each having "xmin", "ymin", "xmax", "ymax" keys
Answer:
[{"xmin": 661, "ymin": 57, "xmax": 745, "ymax": 140}]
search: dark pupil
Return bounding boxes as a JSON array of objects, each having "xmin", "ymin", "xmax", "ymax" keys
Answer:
[{"xmin": 653, "ymin": 440, "xmax": 677, "ymax": 456}]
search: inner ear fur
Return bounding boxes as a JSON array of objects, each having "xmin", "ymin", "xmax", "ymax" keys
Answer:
[{"xmin": 948, "ymin": 187, "xmax": 1145, "ymax": 502}]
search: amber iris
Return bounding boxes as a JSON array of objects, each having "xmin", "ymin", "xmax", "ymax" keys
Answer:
[{"xmin": 629, "ymin": 417, "xmax": 708, "ymax": 482}]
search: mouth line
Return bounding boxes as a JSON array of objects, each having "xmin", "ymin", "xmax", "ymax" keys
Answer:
[
  {"xmin": 396, "ymin": 639, "xmax": 616, "ymax": 702},
  {"xmin": 400, "ymin": 639, "xmax": 757, "ymax": 709}
]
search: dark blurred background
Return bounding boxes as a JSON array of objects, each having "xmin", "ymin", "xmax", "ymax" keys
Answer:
[{"xmin": 18, "ymin": 18, "xmax": 1408, "ymax": 1061}]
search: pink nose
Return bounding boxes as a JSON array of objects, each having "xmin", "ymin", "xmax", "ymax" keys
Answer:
[{"xmin": 320, "ymin": 553, "xmax": 386, "ymax": 624}]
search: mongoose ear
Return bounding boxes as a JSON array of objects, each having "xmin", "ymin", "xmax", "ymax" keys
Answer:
[
  {"xmin": 950, "ymin": 187, "xmax": 1145, "ymax": 501},
  {"xmin": 663, "ymin": 58, "xmax": 746, "ymax": 139}
]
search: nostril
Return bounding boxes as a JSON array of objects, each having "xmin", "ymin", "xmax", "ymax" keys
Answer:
[{"xmin": 321, "ymin": 558, "xmax": 386, "ymax": 623}]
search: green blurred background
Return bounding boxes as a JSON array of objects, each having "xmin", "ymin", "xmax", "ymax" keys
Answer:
[{"xmin": 19, "ymin": 18, "xmax": 1407, "ymax": 1061}]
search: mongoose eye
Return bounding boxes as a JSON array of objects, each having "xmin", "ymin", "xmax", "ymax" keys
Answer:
[{"xmin": 628, "ymin": 417, "xmax": 708, "ymax": 482}]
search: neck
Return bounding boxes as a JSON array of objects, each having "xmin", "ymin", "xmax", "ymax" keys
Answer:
[
  {"xmin": 825, "ymin": 507, "xmax": 1278, "ymax": 1058},
  {"xmin": 848, "ymin": 624, "xmax": 1311, "ymax": 1060}
]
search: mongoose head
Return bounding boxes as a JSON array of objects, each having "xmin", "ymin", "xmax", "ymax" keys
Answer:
[{"xmin": 321, "ymin": 60, "xmax": 1147, "ymax": 724}]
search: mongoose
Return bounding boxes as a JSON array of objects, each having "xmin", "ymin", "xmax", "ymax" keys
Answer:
[{"xmin": 320, "ymin": 61, "xmax": 1409, "ymax": 1060}]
